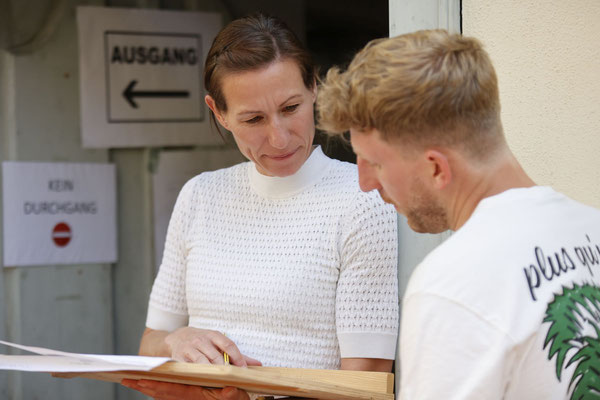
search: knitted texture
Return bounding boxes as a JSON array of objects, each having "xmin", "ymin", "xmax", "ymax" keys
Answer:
[{"xmin": 147, "ymin": 149, "xmax": 398, "ymax": 369}]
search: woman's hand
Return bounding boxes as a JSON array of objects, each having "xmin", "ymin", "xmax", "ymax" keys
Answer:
[
  {"xmin": 165, "ymin": 327, "xmax": 262, "ymax": 367},
  {"xmin": 122, "ymin": 379, "xmax": 249, "ymax": 400}
]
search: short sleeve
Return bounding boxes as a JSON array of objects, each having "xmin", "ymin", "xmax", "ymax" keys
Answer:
[
  {"xmin": 336, "ymin": 190, "xmax": 399, "ymax": 359},
  {"xmin": 399, "ymin": 293, "xmax": 513, "ymax": 400},
  {"xmin": 145, "ymin": 178, "xmax": 196, "ymax": 331}
]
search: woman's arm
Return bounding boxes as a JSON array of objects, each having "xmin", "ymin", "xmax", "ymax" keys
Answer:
[
  {"xmin": 336, "ymin": 190, "xmax": 399, "ymax": 370},
  {"xmin": 139, "ymin": 327, "xmax": 171, "ymax": 357},
  {"xmin": 341, "ymin": 358, "xmax": 393, "ymax": 372}
]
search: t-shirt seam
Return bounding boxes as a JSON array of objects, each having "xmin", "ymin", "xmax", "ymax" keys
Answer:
[{"xmin": 148, "ymin": 302, "xmax": 189, "ymax": 317}]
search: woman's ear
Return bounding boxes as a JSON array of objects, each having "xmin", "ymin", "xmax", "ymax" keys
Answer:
[
  {"xmin": 205, "ymin": 95, "xmax": 229, "ymax": 129},
  {"xmin": 424, "ymin": 149, "xmax": 452, "ymax": 190}
]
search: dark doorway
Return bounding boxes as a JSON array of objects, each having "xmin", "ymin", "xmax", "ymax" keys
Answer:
[{"xmin": 306, "ymin": 0, "xmax": 388, "ymax": 163}]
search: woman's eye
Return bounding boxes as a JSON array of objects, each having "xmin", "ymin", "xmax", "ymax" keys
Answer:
[
  {"xmin": 245, "ymin": 116, "xmax": 263, "ymax": 124},
  {"xmin": 283, "ymin": 104, "xmax": 299, "ymax": 113}
]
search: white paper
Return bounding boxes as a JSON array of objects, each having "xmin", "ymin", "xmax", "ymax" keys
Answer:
[{"xmin": 0, "ymin": 340, "xmax": 170, "ymax": 372}]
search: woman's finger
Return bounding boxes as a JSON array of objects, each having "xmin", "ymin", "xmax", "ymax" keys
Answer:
[
  {"xmin": 143, "ymin": 380, "xmax": 238, "ymax": 400},
  {"xmin": 242, "ymin": 355, "xmax": 262, "ymax": 366},
  {"xmin": 121, "ymin": 379, "xmax": 157, "ymax": 397},
  {"xmin": 181, "ymin": 347, "xmax": 210, "ymax": 364},
  {"xmin": 189, "ymin": 350, "xmax": 211, "ymax": 364},
  {"xmin": 209, "ymin": 333, "xmax": 246, "ymax": 366},
  {"xmin": 221, "ymin": 386, "xmax": 251, "ymax": 400},
  {"xmin": 195, "ymin": 335, "xmax": 226, "ymax": 365},
  {"xmin": 122, "ymin": 379, "xmax": 251, "ymax": 400}
]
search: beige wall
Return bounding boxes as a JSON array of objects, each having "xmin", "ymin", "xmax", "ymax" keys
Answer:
[{"xmin": 463, "ymin": 0, "xmax": 600, "ymax": 208}]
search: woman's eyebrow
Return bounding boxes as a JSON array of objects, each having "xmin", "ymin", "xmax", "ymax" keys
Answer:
[
  {"xmin": 236, "ymin": 94, "xmax": 304, "ymax": 117},
  {"xmin": 279, "ymin": 94, "xmax": 303, "ymax": 105}
]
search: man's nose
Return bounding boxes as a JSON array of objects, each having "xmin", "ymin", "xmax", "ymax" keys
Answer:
[{"xmin": 357, "ymin": 158, "xmax": 381, "ymax": 193}]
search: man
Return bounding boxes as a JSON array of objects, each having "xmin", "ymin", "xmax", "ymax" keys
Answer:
[{"xmin": 316, "ymin": 29, "xmax": 600, "ymax": 399}]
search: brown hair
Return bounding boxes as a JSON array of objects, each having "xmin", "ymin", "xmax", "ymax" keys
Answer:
[
  {"xmin": 204, "ymin": 13, "xmax": 316, "ymax": 131},
  {"xmin": 317, "ymin": 30, "xmax": 504, "ymax": 157}
]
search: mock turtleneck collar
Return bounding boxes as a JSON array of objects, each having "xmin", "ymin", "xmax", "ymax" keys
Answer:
[{"xmin": 248, "ymin": 146, "xmax": 331, "ymax": 199}]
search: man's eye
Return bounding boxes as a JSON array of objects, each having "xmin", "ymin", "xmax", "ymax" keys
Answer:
[{"xmin": 283, "ymin": 104, "xmax": 299, "ymax": 113}]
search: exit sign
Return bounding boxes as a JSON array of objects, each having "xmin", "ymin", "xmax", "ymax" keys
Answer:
[{"xmin": 77, "ymin": 6, "xmax": 222, "ymax": 148}]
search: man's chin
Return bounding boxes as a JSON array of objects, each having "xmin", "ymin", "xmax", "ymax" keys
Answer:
[
  {"xmin": 378, "ymin": 192, "xmax": 394, "ymax": 205},
  {"xmin": 407, "ymin": 221, "xmax": 438, "ymax": 234},
  {"xmin": 406, "ymin": 215, "xmax": 449, "ymax": 234}
]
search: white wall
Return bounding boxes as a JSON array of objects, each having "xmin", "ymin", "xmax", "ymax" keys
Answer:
[
  {"xmin": 390, "ymin": 0, "xmax": 460, "ymax": 36},
  {"xmin": 463, "ymin": 0, "xmax": 600, "ymax": 208}
]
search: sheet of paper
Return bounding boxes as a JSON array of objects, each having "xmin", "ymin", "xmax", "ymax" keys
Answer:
[{"xmin": 0, "ymin": 340, "xmax": 170, "ymax": 372}]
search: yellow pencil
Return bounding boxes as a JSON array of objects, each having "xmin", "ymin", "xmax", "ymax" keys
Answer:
[{"xmin": 223, "ymin": 333, "xmax": 230, "ymax": 365}]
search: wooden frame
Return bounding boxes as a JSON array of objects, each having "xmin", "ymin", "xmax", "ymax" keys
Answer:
[{"xmin": 54, "ymin": 362, "xmax": 394, "ymax": 400}]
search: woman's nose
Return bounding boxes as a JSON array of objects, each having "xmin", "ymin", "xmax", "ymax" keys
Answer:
[{"xmin": 267, "ymin": 118, "xmax": 290, "ymax": 149}]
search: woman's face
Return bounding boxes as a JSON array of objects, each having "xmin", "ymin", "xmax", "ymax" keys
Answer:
[{"xmin": 206, "ymin": 59, "xmax": 317, "ymax": 177}]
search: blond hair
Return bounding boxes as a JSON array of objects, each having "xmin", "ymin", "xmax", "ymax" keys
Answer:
[{"xmin": 317, "ymin": 30, "xmax": 503, "ymax": 155}]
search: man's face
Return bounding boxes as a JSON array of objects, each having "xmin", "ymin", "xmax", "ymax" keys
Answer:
[{"xmin": 350, "ymin": 128, "xmax": 449, "ymax": 234}]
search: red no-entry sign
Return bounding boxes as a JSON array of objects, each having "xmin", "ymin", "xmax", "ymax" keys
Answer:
[{"xmin": 52, "ymin": 222, "xmax": 72, "ymax": 247}]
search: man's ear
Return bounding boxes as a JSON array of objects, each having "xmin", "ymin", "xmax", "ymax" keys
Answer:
[
  {"xmin": 205, "ymin": 95, "xmax": 229, "ymax": 129},
  {"xmin": 424, "ymin": 149, "xmax": 452, "ymax": 190}
]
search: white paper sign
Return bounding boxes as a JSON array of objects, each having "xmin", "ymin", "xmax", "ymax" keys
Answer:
[
  {"xmin": 2, "ymin": 162, "xmax": 117, "ymax": 267},
  {"xmin": 0, "ymin": 340, "xmax": 170, "ymax": 372},
  {"xmin": 77, "ymin": 6, "xmax": 222, "ymax": 148}
]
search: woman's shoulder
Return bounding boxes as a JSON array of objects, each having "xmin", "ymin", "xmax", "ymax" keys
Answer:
[
  {"xmin": 172, "ymin": 162, "xmax": 250, "ymax": 209},
  {"xmin": 183, "ymin": 161, "xmax": 249, "ymax": 191},
  {"xmin": 316, "ymin": 157, "xmax": 393, "ymax": 216},
  {"xmin": 320, "ymin": 159, "xmax": 380, "ymax": 200},
  {"xmin": 319, "ymin": 157, "xmax": 359, "ymax": 189}
]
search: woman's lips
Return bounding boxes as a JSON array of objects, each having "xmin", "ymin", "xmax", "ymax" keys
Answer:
[{"xmin": 268, "ymin": 149, "xmax": 297, "ymax": 160}]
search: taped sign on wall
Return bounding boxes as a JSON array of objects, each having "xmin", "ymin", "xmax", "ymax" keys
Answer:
[{"xmin": 2, "ymin": 162, "xmax": 117, "ymax": 267}]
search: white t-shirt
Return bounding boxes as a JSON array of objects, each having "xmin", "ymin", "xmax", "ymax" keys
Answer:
[
  {"xmin": 400, "ymin": 186, "xmax": 600, "ymax": 399},
  {"xmin": 146, "ymin": 146, "xmax": 399, "ymax": 369}
]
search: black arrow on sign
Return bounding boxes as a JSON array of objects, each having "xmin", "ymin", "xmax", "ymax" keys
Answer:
[{"xmin": 122, "ymin": 80, "xmax": 190, "ymax": 108}]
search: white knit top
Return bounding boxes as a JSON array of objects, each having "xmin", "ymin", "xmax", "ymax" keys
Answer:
[{"xmin": 146, "ymin": 146, "xmax": 399, "ymax": 369}]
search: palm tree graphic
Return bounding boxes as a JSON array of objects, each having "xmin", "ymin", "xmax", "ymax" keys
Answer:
[{"xmin": 544, "ymin": 284, "xmax": 600, "ymax": 399}]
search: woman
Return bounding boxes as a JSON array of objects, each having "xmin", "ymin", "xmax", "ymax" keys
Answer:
[{"xmin": 136, "ymin": 13, "xmax": 398, "ymax": 376}]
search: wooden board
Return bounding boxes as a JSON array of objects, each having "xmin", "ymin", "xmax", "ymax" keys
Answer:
[{"xmin": 53, "ymin": 362, "xmax": 394, "ymax": 400}]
